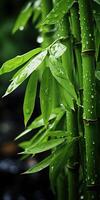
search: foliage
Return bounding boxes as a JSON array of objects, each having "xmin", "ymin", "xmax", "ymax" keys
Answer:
[{"xmin": 1, "ymin": 0, "xmax": 100, "ymax": 199}]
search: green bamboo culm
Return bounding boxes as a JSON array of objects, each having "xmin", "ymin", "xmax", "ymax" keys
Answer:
[
  {"xmin": 54, "ymin": 1, "xmax": 79, "ymax": 198},
  {"xmin": 41, "ymin": 0, "xmax": 53, "ymax": 47},
  {"xmin": 78, "ymin": 0, "xmax": 100, "ymax": 199},
  {"xmin": 70, "ymin": 2, "xmax": 84, "ymax": 136}
]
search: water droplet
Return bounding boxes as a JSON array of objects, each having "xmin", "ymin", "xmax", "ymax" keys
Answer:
[
  {"xmin": 37, "ymin": 35, "xmax": 43, "ymax": 44},
  {"xmin": 93, "ymin": 141, "xmax": 95, "ymax": 145},
  {"xmin": 89, "ymin": 33, "xmax": 92, "ymax": 37},
  {"xmin": 19, "ymin": 26, "xmax": 24, "ymax": 31},
  {"xmin": 80, "ymin": 196, "xmax": 84, "ymax": 199},
  {"xmin": 91, "ymin": 95, "xmax": 94, "ymax": 99}
]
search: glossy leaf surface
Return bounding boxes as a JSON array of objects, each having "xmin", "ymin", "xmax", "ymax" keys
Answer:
[
  {"xmin": 0, "ymin": 48, "xmax": 42, "ymax": 74},
  {"xmin": 40, "ymin": 68, "xmax": 55, "ymax": 125},
  {"xmin": 3, "ymin": 50, "xmax": 47, "ymax": 96},
  {"xmin": 24, "ymin": 138, "xmax": 65, "ymax": 154},
  {"xmin": 12, "ymin": 2, "xmax": 33, "ymax": 33},
  {"xmin": 43, "ymin": 0, "xmax": 75, "ymax": 25},
  {"xmin": 49, "ymin": 42, "xmax": 66, "ymax": 58},
  {"xmin": 24, "ymin": 154, "xmax": 53, "ymax": 174},
  {"xmin": 49, "ymin": 56, "xmax": 77, "ymax": 101},
  {"xmin": 23, "ymin": 71, "xmax": 38, "ymax": 126}
]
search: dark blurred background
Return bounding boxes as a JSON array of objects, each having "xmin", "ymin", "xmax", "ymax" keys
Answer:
[{"xmin": 0, "ymin": 1, "xmax": 53, "ymax": 199}]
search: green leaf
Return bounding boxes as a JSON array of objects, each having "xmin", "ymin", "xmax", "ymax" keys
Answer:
[
  {"xmin": 0, "ymin": 48, "xmax": 42, "ymax": 75},
  {"xmin": 93, "ymin": 2, "xmax": 100, "ymax": 32},
  {"xmin": 95, "ymin": 70, "xmax": 100, "ymax": 80},
  {"xmin": 15, "ymin": 107, "xmax": 63, "ymax": 140},
  {"xmin": 23, "ymin": 71, "xmax": 38, "ymax": 126},
  {"xmin": 48, "ymin": 130, "xmax": 67, "ymax": 138},
  {"xmin": 3, "ymin": 50, "xmax": 47, "ymax": 97},
  {"xmin": 32, "ymin": 0, "xmax": 41, "ymax": 23},
  {"xmin": 12, "ymin": 2, "xmax": 33, "ymax": 33},
  {"xmin": 59, "ymin": 86, "xmax": 74, "ymax": 111},
  {"xmin": 93, "ymin": 0, "xmax": 100, "ymax": 5},
  {"xmin": 24, "ymin": 154, "xmax": 53, "ymax": 174},
  {"xmin": 40, "ymin": 68, "xmax": 55, "ymax": 125},
  {"xmin": 23, "ymin": 138, "xmax": 65, "ymax": 154},
  {"xmin": 19, "ymin": 127, "xmax": 46, "ymax": 150},
  {"xmin": 49, "ymin": 56, "xmax": 77, "ymax": 101},
  {"xmin": 42, "ymin": 0, "xmax": 75, "ymax": 25},
  {"xmin": 49, "ymin": 137, "xmax": 79, "ymax": 191},
  {"xmin": 49, "ymin": 42, "xmax": 66, "ymax": 58}
]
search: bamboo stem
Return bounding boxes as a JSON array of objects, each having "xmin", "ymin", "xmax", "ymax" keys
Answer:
[
  {"xmin": 78, "ymin": 0, "xmax": 100, "ymax": 198},
  {"xmin": 56, "ymin": 8, "xmax": 79, "ymax": 199}
]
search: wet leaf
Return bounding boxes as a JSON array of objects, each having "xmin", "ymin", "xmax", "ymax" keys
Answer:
[
  {"xmin": 15, "ymin": 107, "xmax": 63, "ymax": 140},
  {"xmin": 93, "ymin": 2, "xmax": 100, "ymax": 32},
  {"xmin": 12, "ymin": 2, "xmax": 33, "ymax": 33},
  {"xmin": 3, "ymin": 50, "xmax": 47, "ymax": 96},
  {"xmin": 93, "ymin": 0, "xmax": 100, "ymax": 5},
  {"xmin": 23, "ymin": 71, "xmax": 38, "ymax": 126},
  {"xmin": 43, "ymin": 0, "xmax": 75, "ymax": 25},
  {"xmin": 0, "ymin": 48, "xmax": 42, "ymax": 74},
  {"xmin": 49, "ymin": 42, "xmax": 66, "ymax": 58},
  {"xmin": 24, "ymin": 154, "xmax": 53, "ymax": 174},
  {"xmin": 49, "ymin": 137, "xmax": 79, "ymax": 191},
  {"xmin": 49, "ymin": 56, "xmax": 77, "ymax": 101},
  {"xmin": 95, "ymin": 70, "xmax": 100, "ymax": 80},
  {"xmin": 40, "ymin": 68, "xmax": 55, "ymax": 125}
]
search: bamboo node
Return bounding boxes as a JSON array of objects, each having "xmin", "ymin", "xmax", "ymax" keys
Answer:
[
  {"xmin": 67, "ymin": 162, "xmax": 79, "ymax": 170},
  {"xmin": 87, "ymin": 184, "xmax": 100, "ymax": 191},
  {"xmin": 83, "ymin": 118, "xmax": 98, "ymax": 124},
  {"xmin": 81, "ymin": 49, "xmax": 95, "ymax": 56}
]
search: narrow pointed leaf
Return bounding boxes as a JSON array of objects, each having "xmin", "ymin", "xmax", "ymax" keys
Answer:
[
  {"xmin": 43, "ymin": 0, "xmax": 75, "ymax": 25},
  {"xmin": 15, "ymin": 107, "xmax": 63, "ymax": 140},
  {"xmin": 12, "ymin": 2, "xmax": 33, "ymax": 33},
  {"xmin": 93, "ymin": 0, "xmax": 100, "ymax": 5},
  {"xmin": 40, "ymin": 68, "xmax": 55, "ymax": 125},
  {"xmin": 48, "ymin": 130, "xmax": 67, "ymax": 138},
  {"xmin": 3, "ymin": 50, "xmax": 47, "ymax": 96},
  {"xmin": 0, "ymin": 48, "xmax": 42, "ymax": 75},
  {"xmin": 95, "ymin": 70, "xmax": 100, "ymax": 80},
  {"xmin": 49, "ymin": 137, "xmax": 79, "ymax": 191},
  {"xmin": 24, "ymin": 138, "xmax": 65, "ymax": 154},
  {"xmin": 49, "ymin": 56, "xmax": 77, "ymax": 101},
  {"xmin": 24, "ymin": 154, "xmax": 53, "ymax": 174},
  {"xmin": 49, "ymin": 42, "xmax": 66, "ymax": 58},
  {"xmin": 23, "ymin": 71, "xmax": 38, "ymax": 126}
]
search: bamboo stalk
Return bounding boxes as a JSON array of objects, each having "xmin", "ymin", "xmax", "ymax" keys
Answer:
[
  {"xmin": 70, "ymin": 2, "xmax": 84, "ymax": 136},
  {"xmin": 54, "ymin": 2, "xmax": 80, "ymax": 197},
  {"xmin": 78, "ymin": 0, "xmax": 100, "ymax": 199},
  {"xmin": 41, "ymin": 0, "xmax": 53, "ymax": 47}
]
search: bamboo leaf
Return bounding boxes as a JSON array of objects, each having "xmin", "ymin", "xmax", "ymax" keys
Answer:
[
  {"xmin": 24, "ymin": 154, "xmax": 53, "ymax": 174},
  {"xmin": 23, "ymin": 138, "xmax": 65, "ymax": 154},
  {"xmin": 93, "ymin": 0, "xmax": 100, "ymax": 5},
  {"xmin": 3, "ymin": 50, "xmax": 47, "ymax": 97},
  {"xmin": 12, "ymin": 2, "xmax": 33, "ymax": 33},
  {"xmin": 0, "ymin": 48, "xmax": 42, "ymax": 75},
  {"xmin": 15, "ymin": 107, "xmax": 63, "ymax": 140},
  {"xmin": 40, "ymin": 68, "xmax": 55, "ymax": 125},
  {"xmin": 49, "ymin": 137, "xmax": 79, "ymax": 191},
  {"xmin": 42, "ymin": 0, "xmax": 75, "ymax": 25},
  {"xmin": 59, "ymin": 86, "xmax": 74, "ymax": 111},
  {"xmin": 48, "ymin": 130, "xmax": 67, "ymax": 138},
  {"xmin": 95, "ymin": 70, "xmax": 100, "ymax": 80},
  {"xmin": 49, "ymin": 56, "xmax": 77, "ymax": 101},
  {"xmin": 49, "ymin": 42, "xmax": 67, "ymax": 58},
  {"xmin": 23, "ymin": 71, "xmax": 38, "ymax": 126},
  {"xmin": 93, "ymin": 2, "xmax": 100, "ymax": 32}
]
